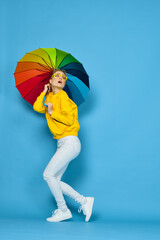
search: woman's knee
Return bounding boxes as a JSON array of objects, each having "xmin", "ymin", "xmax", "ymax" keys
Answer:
[{"xmin": 43, "ymin": 170, "xmax": 56, "ymax": 181}]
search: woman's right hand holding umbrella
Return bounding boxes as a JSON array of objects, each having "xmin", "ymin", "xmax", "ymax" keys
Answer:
[
  {"xmin": 42, "ymin": 83, "xmax": 51, "ymax": 108},
  {"xmin": 43, "ymin": 83, "xmax": 51, "ymax": 94}
]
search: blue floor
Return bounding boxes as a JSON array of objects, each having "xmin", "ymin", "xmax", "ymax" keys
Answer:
[{"xmin": 1, "ymin": 217, "xmax": 160, "ymax": 240}]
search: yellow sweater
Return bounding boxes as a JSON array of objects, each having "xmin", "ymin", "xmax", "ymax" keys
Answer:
[{"xmin": 33, "ymin": 89, "xmax": 80, "ymax": 139}]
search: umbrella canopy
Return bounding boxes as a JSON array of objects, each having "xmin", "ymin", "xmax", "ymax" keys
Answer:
[{"xmin": 14, "ymin": 48, "xmax": 90, "ymax": 106}]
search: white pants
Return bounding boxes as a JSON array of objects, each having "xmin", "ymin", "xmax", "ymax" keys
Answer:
[{"xmin": 43, "ymin": 135, "xmax": 86, "ymax": 211}]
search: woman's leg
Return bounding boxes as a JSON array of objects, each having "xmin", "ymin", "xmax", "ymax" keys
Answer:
[
  {"xmin": 56, "ymin": 164, "xmax": 87, "ymax": 205},
  {"xmin": 43, "ymin": 136, "xmax": 85, "ymax": 211}
]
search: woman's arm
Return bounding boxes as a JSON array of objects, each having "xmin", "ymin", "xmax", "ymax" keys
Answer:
[
  {"xmin": 33, "ymin": 92, "xmax": 47, "ymax": 113},
  {"xmin": 49, "ymin": 99, "xmax": 74, "ymax": 126}
]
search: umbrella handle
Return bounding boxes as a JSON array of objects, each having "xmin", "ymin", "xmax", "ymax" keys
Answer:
[{"xmin": 43, "ymin": 95, "xmax": 48, "ymax": 107}]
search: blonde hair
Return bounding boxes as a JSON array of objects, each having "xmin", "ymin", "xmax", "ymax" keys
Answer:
[{"xmin": 51, "ymin": 68, "xmax": 67, "ymax": 80}]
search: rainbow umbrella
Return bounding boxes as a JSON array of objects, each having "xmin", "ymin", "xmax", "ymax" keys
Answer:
[{"xmin": 14, "ymin": 48, "xmax": 90, "ymax": 106}]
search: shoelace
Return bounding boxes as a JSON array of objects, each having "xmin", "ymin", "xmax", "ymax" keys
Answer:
[
  {"xmin": 52, "ymin": 209, "xmax": 59, "ymax": 216},
  {"xmin": 78, "ymin": 205, "xmax": 86, "ymax": 215}
]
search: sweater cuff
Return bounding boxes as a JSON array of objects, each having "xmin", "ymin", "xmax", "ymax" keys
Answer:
[
  {"xmin": 41, "ymin": 92, "xmax": 46, "ymax": 97},
  {"xmin": 39, "ymin": 92, "xmax": 46, "ymax": 101}
]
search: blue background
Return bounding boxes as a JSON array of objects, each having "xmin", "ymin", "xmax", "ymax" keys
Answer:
[{"xmin": 0, "ymin": 0, "xmax": 160, "ymax": 239}]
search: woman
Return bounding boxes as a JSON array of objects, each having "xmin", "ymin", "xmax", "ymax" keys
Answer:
[{"xmin": 33, "ymin": 68, "xmax": 94, "ymax": 222}]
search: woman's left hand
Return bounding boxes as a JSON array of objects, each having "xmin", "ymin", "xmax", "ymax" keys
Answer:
[{"xmin": 47, "ymin": 102, "xmax": 53, "ymax": 115}]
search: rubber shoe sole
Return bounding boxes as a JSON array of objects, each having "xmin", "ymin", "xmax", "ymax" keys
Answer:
[
  {"xmin": 46, "ymin": 209, "xmax": 72, "ymax": 222},
  {"xmin": 85, "ymin": 197, "xmax": 94, "ymax": 222}
]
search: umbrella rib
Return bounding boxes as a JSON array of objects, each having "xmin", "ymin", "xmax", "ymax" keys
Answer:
[
  {"xmin": 40, "ymin": 48, "xmax": 54, "ymax": 69},
  {"xmin": 36, "ymin": 62, "xmax": 52, "ymax": 71},
  {"xmin": 65, "ymin": 79, "xmax": 85, "ymax": 106},
  {"xmin": 63, "ymin": 62, "xmax": 88, "ymax": 76},
  {"xmin": 57, "ymin": 52, "xmax": 70, "ymax": 68},
  {"xmin": 55, "ymin": 48, "xmax": 58, "ymax": 68},
  {"xmin": 21, "ymin": 74, "xmax": 51, "ymax": 98},
  {"xmin": 67, "ymin": 78, "xmax": 88, "ymax": 99},
  {"xmin": 66, "ymin": 71, "xmax": 89, "ymax": 88},
  {"xmin": 15, "ymin": 64, "xmax": 51, "ymax": 74},
  {"xmin": 15, "ymin": 70, "xmax": 51, "ymax": 80},
  {"xmin": 15, "ymin": 61, "xmax": 51, "ymax": 73},
  {"xmin": 27, "ymin": 53, "xmax": 53, "ymax": 70},
  {"xmin": 15, "ymin": 71, "xmax": 51, "ymax": 87}
]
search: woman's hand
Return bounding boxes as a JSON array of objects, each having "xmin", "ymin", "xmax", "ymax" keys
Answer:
[
  {"xmin": 43, "ymin": 83, "xmax": 51, "ymax": 94},
  {"xmin": 46, "ymin": 102, "xmax": 53, "ymax": 115}
]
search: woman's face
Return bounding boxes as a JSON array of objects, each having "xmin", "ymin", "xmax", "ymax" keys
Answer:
[{"xmin": 49, "ymin": 71, "xmax": 66, "ymax": 89}]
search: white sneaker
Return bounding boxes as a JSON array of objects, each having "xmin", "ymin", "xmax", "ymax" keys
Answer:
[
  {"xmin": 78, "ymin": 197, "xmax": 94, "ymax": 222},
  {"xmin": 46, "ymin": 208, "xmax": 72, "ymax": 222}
]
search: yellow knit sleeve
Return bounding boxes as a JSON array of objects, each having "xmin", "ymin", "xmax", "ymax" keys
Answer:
[
  {"xmin": 50, "ymin": 98, "xmax": 74, "ymax": 126},
  {"xmin": 33, "ymin": 92, "xmax": 47, "ymax": 114}
]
